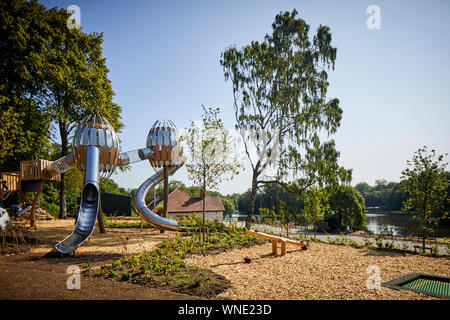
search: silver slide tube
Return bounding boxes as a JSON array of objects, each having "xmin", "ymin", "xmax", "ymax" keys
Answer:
[
  {"xmin": 117, "ymin": 148, "xmax": 155, "ymax": 166},
  {"xmin": 133, "ymin": 165, "xmax": 190, "ymax": 231},
  {"xmin": 55, "ymin": 146, "xmax": 101, "ymax": 254},
  {"xmin": 45, "ymin": 153, "xmax": 76, "ymax": 175}
]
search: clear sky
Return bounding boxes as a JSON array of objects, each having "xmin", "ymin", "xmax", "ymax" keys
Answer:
[{"xmin": 40, "ymin": 0, "xmax": 450, "ymax": 195}]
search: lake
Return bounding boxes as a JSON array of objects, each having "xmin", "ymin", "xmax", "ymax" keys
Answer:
[
  {"xmin": 366, "ymin": 211, "xmax": 450, "ymax": 238},
  {"xmin": 229, "ymin": 212, "xmax": 450, "ymax": 238}
]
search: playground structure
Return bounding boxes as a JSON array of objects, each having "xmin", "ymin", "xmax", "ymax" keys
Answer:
[
  {"xmin": 244, "ymin": 229, "xmax": 309, "ymax": 255},
  {"xmin": 43, "ymin": 115, "xmax": 187, "ymax": 255},
  {"xmin": 1, "ymin": 159, "xmax": 61, "ymax": 228}
]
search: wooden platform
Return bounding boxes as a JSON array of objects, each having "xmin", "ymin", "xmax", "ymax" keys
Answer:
[
  {"xmin": 20, "ymin": 159, "xmax": 60, "ymax": 182},
  {"xmin": 244, "ymin": 228, "xmax": 309, "ymax": 256},
  {"xmin": 1, "ymin": 172, "xmax": 20, "ymax": 191},
  {"xmin": 1, "ymin": 159, "xmax": 60, "ymax": 228}
]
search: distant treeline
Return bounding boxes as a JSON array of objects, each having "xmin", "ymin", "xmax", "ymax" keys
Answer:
[
  {"xmin": 147, "ymin": 176, "xmax": 450, "ymax": 218},
  {"xmin": 15, "ymin": 172, "xmax": 447, "ymax": 229},
  {"xmin": 228, "ymin": 177, "xmax": 449, "ymax": 216},
  {"xmin": 354, "ymin": 180, "xmax": 407, "ymax": 211},
  {"xmin": 355, "ymin": 174, "xmax": 450, "ymax": 214}
]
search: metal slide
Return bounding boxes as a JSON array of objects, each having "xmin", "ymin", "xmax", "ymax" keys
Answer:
[
  {"xmin": 133, "ymin": 165, "xmax": 190, "ymax": 232},
  {"xmin": 55, "ymin": 146, "xmax": 101, "ymax": 254}
]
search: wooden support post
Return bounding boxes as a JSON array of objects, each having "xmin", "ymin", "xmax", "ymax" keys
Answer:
[
  {"xmin": 272, "ymin": 239, "xmax": 278, "ymax": 255},
  {"xmin": 281, "ymin": 240, "xmax": 287, "ymax": 256},
  {"xmin": 21, "ymin": 180, "xmax": 43, "ymax": 229},
  {"xmin": 97, "ymin": 193, "xmax": 106, "ymax": 234},
  {"xmin": 161, "ymin": 166, "xmax": 168, "ymax": 234}
]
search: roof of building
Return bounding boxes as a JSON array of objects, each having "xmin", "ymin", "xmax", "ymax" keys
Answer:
[{"xmin": 150, "ymin": 188, "xmax": 225, "ymax": 213}]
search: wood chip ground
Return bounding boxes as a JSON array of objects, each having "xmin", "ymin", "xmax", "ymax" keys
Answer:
[{"xmin": 1, "ymin": 219, "xmax": 448, "ymax": 300}]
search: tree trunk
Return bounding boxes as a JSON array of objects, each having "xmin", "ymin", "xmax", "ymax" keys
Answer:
[
  {"xmin": 202, "ymin": 193, "xmax": 206, "ymax": 242},
  {"xmin": 202, "ymin": 170, "xmax": 206, "ymax": 242},
  {"xmin": 59, "ymin": 173, "xmax": 67, "ymax": 219},
  {"xmin": 247, "ymin": 171, "xmax": 259, "ymax": 228},
  {"xmin": 58, "ymin": 121, "xmax": 68, "ymax": 219}
]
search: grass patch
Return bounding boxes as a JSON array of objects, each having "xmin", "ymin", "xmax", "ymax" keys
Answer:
[{"xmin": 103, "ymin": 218, "xmax": 155, "ymax": 229}]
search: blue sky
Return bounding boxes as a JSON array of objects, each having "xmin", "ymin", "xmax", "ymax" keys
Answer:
[{"xmin": 40, "ymin": 0, "xmax": 450, "ymax": 195}]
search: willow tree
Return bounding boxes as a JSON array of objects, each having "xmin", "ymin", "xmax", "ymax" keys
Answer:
[
  {"xmin": 221, "ymin": 10, "xmax": 344, "ymax": 222},
  {"xmin": 183, "ymin": 106, "xmax": 243, "ymax": 241},
  {"xmin": 43, "ymin": 7, "xmax": 122, "ymax": 218}
]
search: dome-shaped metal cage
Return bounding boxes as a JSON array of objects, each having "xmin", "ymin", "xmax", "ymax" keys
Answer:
[
  {"xmin": 146, "ymin": 119, "xmax": 183, "ymax": 168},
  {"xmin": 72, "ymin": 114, "xmax": 120, "ymax": 179}
]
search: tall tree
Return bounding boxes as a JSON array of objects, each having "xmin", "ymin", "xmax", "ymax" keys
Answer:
[
  {"xmin": 0, "ymin": 1, "xmax": 122, "ymax": 219},
  {"xmin": 221, "ymin": 10, "xmax": 344, "ymax": 222},
  {"xmin": 43, "ymin": 7, "xmax": 122, "ymax": 218},
  {"xmin": 401, "ymin": 146, "xmax": 448, "ymax": 250},
  {"xmin": 0, "ymin": 0, "xmax": 52, "ymax": 171},
  {"xmin": 183, "ymin": 106, "xmax": 243, "ymax": 241}
]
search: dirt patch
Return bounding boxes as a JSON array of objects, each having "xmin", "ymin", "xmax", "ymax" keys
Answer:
[
  {"xmin": 0, "ymin": 251, "xmax": 198, "ymax": 300},
  {"xmin": 124, "ymin": 265, "xmax": 231, "ymax": 299}
]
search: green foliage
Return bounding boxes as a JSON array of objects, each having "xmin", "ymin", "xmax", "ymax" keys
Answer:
[
  {"xmin": 326, "ymin": 185, "xmax": 367, "ymax": 231},
  {"xmin": 182, "ymin": 106, "xmax": 243, "ymax": 237},
  {"xmin": 278, "ymin": 200, "xmax": 297, "ymax": 223},
  {"xmin": 93, "ymin": 219, "xmax": 259, "ymax": 293},
  {"xmin": 220, "ymin": 9, "xmax": 346, "ymax": 220},
  {"xmin": 177, "ymin": 213, "xmax": 227, "ymax": 233},
  {"xmin": 101, "ymin": 178, "xmax": 127, "ymax": 195},
  {"xmin": 258, "ymin": 207, "xmax": 270, "ymax": 219},
  {"xmin": 183, "ymin": 106, "xmax": 243, "ymax": 192},
  {"xmin": 401, "ymin": 147, "xmax": 448, "ymax": 241},
  {"xmin": 0, "ymin": 0, "xmax": 53, "ymax": 171},
  {"xmin": 103, "ymin": 218, "xmax": 154, "ymax": 229},
  {"xmin": 238, "ymin": 183, "xmax": 304, "ymax": 217},
  {"xmin": 302, "ymin": 187, "xmax": 328, "ymax": 236},
  {"xmin": 0, "ymin": 0, "xmax": 123, "ymax": 218},
  {"xmin": 355, "ymin": 180, "xmax": 407, "ymax": 210},
  {"xmin": 221, "ymin": 197, "xmax": 235, "ymax": 217}
]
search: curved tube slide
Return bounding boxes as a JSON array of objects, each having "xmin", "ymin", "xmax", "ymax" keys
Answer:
[
  {"xmin": 55, "ymin": 146, "xmax": 101, "ymax": 254},
  {"xmin": 133, "ymin": 166, "xmax": 190, "ymax": 232}
]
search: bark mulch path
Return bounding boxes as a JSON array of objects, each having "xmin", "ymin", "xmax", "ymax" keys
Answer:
[
  {"xmin": 185, "ymin": 241, "xmax": 450, "ymax": 300},
  {"xmin": 1, "ymin": 219, "xmax": 449, "ymax": 300}
]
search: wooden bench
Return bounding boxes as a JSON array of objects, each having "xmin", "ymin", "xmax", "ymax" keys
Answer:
[{"xmin": 244, "ymin": 228, "xmax": 309, "ymax": 256}]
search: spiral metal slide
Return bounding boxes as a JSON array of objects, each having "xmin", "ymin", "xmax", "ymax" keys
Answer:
[
  {"xmin": 133, "ymin": 165, "xmax": 190, "ymax": 232},
  {"xmin": 55, "ymin": 146, "xmax": 101, "ymax": 254}
]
